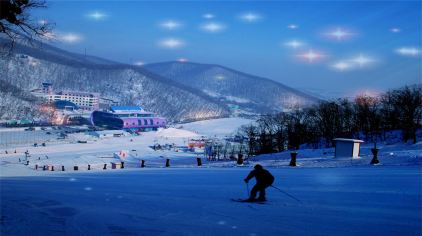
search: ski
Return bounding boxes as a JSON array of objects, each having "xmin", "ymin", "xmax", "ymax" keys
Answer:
[{"xmin": 230, "ymin": 198, "xmax": 267, "ymax": 204}]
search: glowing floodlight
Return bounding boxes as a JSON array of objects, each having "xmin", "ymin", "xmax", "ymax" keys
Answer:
[
  {"xmin": 177, "ymin": 58, "xmax": 188, "ymax": 62},
  {"xmin": 158, "ymin": 38, "xmax": 185, "ymax": 49},
  {"xmin": 296, "ymin": 49, "xmax": 326, "ymax": 63},
  {"xmin": 87, "ymin": 11, "xmax": 108, "ymax": 21},
  {"xmin": 59, "ymin": 33, "xmax": 83, "ymax": 43},
  {"xmin": 203, "ymin": 13, "xmax": 215, "ymax": 19},
  {"xmin": 284, "ymin": 40, "xmax": 305, "ymax": 49},
  {"xmin": 287, "ymin": 24, "xmax": 298, "ymax": 29},
  {"xmin": 239, "ymin": 12, "xmax": 261, "ymax": 23},
  {"xmin": 325, "ymin": 27, "xmax": 354, "ymax": 41},
  {"xmin": 390, "ymin": 28, "xmax": 401, "ymax": 33},
  {"xmin": 134, "ymin": 61, "xmax": 145, "ymax": 66},
  {"xmin": 350, "ymin": 54, "xmax": 375, "ymax": 67},
  {"xmin": 200, "ymin": 22, "xmax": 226, "ymax": 33},
  {"xmin": 331, "ymin": 61, "xmax": 353, "ymax": 71},
  {"xmin": 160, "ymin": 20, "xmax": 183, "ymax": 30},
  {"xmin": 396, "ymin": 47, "xmax": 421, "ymax": 56}
]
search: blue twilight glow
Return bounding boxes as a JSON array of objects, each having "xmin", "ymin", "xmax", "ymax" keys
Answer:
[{"xmin": 33, "ymin": 0, "xmax": 421, "ymax": 98}]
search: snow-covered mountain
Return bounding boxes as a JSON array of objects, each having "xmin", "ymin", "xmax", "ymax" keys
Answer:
[
  {"xmin": 145, "ymin": 61, "xmax": 320, "ymax": 114},
  {"xmin": 0, "ymin": 40, "xmax": 230, "ymax": 122}
]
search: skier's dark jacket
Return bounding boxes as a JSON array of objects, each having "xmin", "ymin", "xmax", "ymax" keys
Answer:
[{"xmin": 245, "ymin": 168, "xmax": 275, "ymax": 186}]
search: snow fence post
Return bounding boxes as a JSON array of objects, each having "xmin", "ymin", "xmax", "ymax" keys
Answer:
[
  {"xmin": 237, "ymin": 154, "xmax": 244, "ymax": 165},
  {"xmin": 103, "ymin": 164, "xmax": 107, "ymax": 170},
  {"xmin": 121, "ymin": 162, "xmax": 124, "ymax": 169},
  {"xmin": 62, "ymin": 165, "xmax": 65, "ymax": 171},
  {"xmin": 43, "ymin": 165, "xmax": 47, "ymax": 171},
  {"xmin": 197, "ymin": 157, "xmax": 202, "ymax": 166},
  {"xmin": 289, "ymin": 152, "xmax": 297, "ymax": 167},
  {"xmin": 370, "ymin": 148, "xmax": 380, "ymax": 165},
  {"xmin": 74, "ymin": 166, "xmax": 78, "ymax": 171},
  {"xmin": 141, "ymin": 160, "xmax": 145, "ymax": 168},
  {"xmin": 165, "ymin": 159, "xmax": 170, "ymax": 167},
  {"xmin": 88, "ymin": 164, "xmax": 91, "ymax": 170},
  {"xmin": 35, "ymin": 164, "xmax": 38, "ymax": 170},
  {"xmin": 51, "ymin": 166, "xmax": 54, "ymax": 171}
]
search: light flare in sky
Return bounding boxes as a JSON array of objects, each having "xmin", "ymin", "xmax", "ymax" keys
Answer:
[
  {"xmin": 284, "ymin": 40, "xmax": 305, "ymax": 49},
  {"xmin": 41, "ymin": 32, "xmax": 56, "ymax": 40},
  {"xmin": 350, "ymin": 54, "xmax": 375, "ymax": 67},
  {"xmin": 200, "ymin": 22, "xmax": 226, "ymax": 33},
  {"xmin": 158, "ymin": 38, "xmax": 185, "ymax": 49},
  {"xmin": 239, "ymin": 12, "xmax": 262, "ymax": 23},
  {"xmin": 296, "ymin": 50, "xmax": 327, "ymax": 63},
  {"xmin": 86, "ymin": 11, "xmax": 108, "ymax": 21},
  {"xmin": 331, "ymin": 61, "xmax": 354, "ymax": 71},
  {"xmin": 133, "ymin": 61, "xmax": 145, "ymax": 66},
  {"xmin": 160, "ymin": 20, "xmax": 183, "ymax": 30},
  {"xmin": 60, "ymin": 33, "xmax": 83, "ymax": 43},
  {"xmin": 177, "ymin": 58, "xmax": 188, "ymax": 62},
  {"xmin": 38, "ymin": 20, "xmax": 48, "ymax": 25},
  {"xmin": 43, "ymin": 31, "xmax": 83, "ymax": 43},
  {"xmin": 390, "ymin": 27, "xmax": 401, "ymax": 33},
  {"xmin": 203, "ymin": 13, "xmax": 215, "ymax": 19},
  {"xmin": 395, "ymin": 47, "xmax": 421, "ymax": 56},
  {"xmin": 330, "ymin": 54, "xmax": 376, "ymax": 71},
  {"xmin": 287, "ymin": 24, "xmax": 298, "ymax": 29},
  {"xmin": 324, "ymin": 27, "xmax": 354, "ymax": 41}
]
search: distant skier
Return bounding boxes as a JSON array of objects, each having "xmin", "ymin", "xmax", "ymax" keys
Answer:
[{"xmin": 244, "ymin": 164, "xmax": 275, "ymax": 202}]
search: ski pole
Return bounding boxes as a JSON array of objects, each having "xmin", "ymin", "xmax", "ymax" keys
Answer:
[{"xmin": 270, "ymin": 185, "xmax": 302, "ymax": 203}]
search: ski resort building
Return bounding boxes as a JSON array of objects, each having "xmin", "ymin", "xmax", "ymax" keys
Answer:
[
  {"xmin": 90, "ymin": 106, "xmax": 166, "ymax": 131},
  {"xmin": 47, "ymin": 91, "xmax": 100, "ymax": 111},
  {"xmin": 32, "ymin": 83, "xmax": 100, "ymax": 111}
]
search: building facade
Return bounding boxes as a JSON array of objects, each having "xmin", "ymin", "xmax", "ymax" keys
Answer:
[
  {"xmin": 91, "ymin": 106, "xmax": 166, "ymax": 131},
  {"xmin": 46, "ymin": 91, "xmax": 100, "ymax": 111}
]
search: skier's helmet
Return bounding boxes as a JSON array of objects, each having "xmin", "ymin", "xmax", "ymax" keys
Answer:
[{"xmin": 254, "ymin": 164, "xmax": 263, "ymax": 170}]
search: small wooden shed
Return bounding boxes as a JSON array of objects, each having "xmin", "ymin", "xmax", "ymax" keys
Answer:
[{"xmin": 333, "ymin": 138, "xmax": 364, "ymax": 158}]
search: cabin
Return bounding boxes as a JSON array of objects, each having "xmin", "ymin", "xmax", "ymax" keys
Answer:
[{"xmin": 333, "ymin": 138, "xmax": 364, "ymax": 158}]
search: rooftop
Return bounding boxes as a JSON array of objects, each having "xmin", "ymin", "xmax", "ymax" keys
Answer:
[{"xmin": 111, "ymin": 106, "xmax": 144, "ymax": 112}]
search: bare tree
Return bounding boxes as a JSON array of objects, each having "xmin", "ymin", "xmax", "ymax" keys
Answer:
[
  {"xmin": 392, "ymin": 86, "xmax": 422, "ymax": 143},
  {"xmin": 0, "ymin": 0, "xmax": 51, "ymax": 45},
  {"xmin": 354, "ymin": 95, "xmax": 381, "ymax": 142}
]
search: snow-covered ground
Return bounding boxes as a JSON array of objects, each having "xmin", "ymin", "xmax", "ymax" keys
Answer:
[
  {"xmin": 176, "ymin": 117, "xmax": 254, "ymax": 137},
  {"xmin": 1, "ymin": 167, "xmax": 420, "ymax": 236},
  {"xmin": 0, "ymin": 118, "xmax": 421, "ymax": 235},
  {"xmin": 0, "ymin": 118, "xmax": 254, "ymax": 177}
]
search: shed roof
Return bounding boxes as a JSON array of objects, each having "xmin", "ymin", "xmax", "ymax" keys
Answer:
[
  {"xmin": 111, "ymin": 106, "xmax": 143, "ymax": 111},
  {"xmin": 333, "ymin": 138, "xmax": 364, "ymax": 143}
]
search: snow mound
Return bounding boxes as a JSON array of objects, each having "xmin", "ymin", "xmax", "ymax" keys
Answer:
[
  {"xmin": 180, "ymin": 117, "xmax": 254, "ymax": 137},
  {"xmin": 156, "ymin": 128, "xmax": 200, "ymax": 138}
]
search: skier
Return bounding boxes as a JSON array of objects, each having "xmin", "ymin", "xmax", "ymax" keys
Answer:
[{"xmin": 244, "ymin": 164, "xmax": 275, "ymax": 202}]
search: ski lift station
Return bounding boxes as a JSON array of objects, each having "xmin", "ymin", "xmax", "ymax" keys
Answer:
[{"xmin": 333, "ymin": 138, "xmax": 364, "ymax": 158}]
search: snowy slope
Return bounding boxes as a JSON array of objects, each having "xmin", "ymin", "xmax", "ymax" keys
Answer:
[
  {"xmin": 145, "ymin": 61, "xmax": 321, "ymax": 114},
  {"xmin": 177, "ymin": 117, "xmax": 254, "ymax": 137},
  {"xmin": 0, "ymin": 117, "xmax": 421, "ymax": 235},
  {"xmin": 0, "ymin": 40, "xmax": 230, "ymax": 122},
  {"xmin": 1, "ymin": 167, "xmax": 421, "ymax": 236}
]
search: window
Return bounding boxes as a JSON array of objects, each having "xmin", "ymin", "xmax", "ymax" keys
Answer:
[
  {"xmin": 150, "ymin": 119, "xmax": 154, "ymax": 125},
  {"xmin": 143, "ymin": 119, "xmax": 148, "ymax": 125}
]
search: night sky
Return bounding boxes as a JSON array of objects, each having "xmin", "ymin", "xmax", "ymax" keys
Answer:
[{"xmin": 33, "ymin": 0, "xmax": 421, "ymax": 98}]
